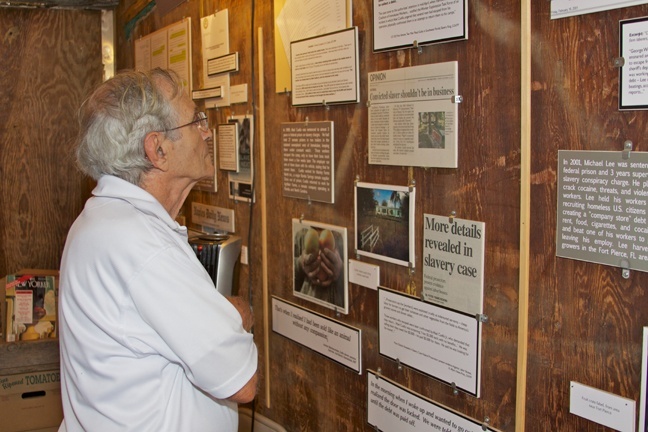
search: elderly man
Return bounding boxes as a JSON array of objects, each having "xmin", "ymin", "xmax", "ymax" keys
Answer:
[{"xmin": 58, "ymin": 68, "xmax": 257, "ymax": 431}]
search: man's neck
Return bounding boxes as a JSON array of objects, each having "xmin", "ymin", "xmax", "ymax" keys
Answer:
[{"xmin": 140, "ymin": 172, "xmax": 195, "ymax": 220}]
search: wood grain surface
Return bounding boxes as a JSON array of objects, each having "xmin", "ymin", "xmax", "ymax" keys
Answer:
[
  {"xmin": 0, "ymin": 8, "xmax": 101, "ymax": 374},
  {"xmin": 527, "ymin": 2, "xmax": 648, "ymax": 431},
  {"xmin": 2, "ymin": 0, "xmax": 647, "ymax": 430}
]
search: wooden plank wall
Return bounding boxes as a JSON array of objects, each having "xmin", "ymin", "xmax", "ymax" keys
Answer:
[
  {"xmin": 528, "ymin": 2, "xmax": 648, "ymax": 431},
  {"xmin": 37, "ymin": 0, "xmax": 645, "ymax": 430},
  {"xmin": 255, "ymin": 2, "xmax": 522, "ymax": 430},
  {"xmin": 1, "ymin": 0, "xmax": 647, "ymax": 431},
  {"xmin": 116, "ymin": 0, "xmax": 522, "ymax": 430}
]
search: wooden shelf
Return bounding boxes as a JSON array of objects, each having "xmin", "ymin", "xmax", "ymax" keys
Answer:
[{"xmin": 0, "ymin": 339, "xmax": 60, "ymax": 376}]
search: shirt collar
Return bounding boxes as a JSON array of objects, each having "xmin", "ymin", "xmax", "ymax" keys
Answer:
[{"xmin": 93, "ymin": 175, "xmax": 186, "ymax": 235}]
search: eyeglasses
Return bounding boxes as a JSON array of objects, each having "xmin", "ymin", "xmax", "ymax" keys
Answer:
[{"xmin": 162, "ymin": 111, "xmax": 209, "ymax": 133}]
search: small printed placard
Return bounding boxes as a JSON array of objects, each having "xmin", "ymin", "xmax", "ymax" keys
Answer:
[
  {"xmin": 192, "ymin": 87, "xmax": 222, "ymax": 100},
  {"xmin": 207, "ymin": 52, "xmax": 239, "ymax": 76},
  {"xmin": 348, "ymin": 259, "xmax": 379, "ymax": 290},
  {"xmin": 272, "ymin": 297, "xmax": 361, "ymax": 373},
  {"xmin": 191, "ymin": 202, "xmax": 235, "ymax": 233},
  {"xmin": 218, "ymin": 123, "xmax": 239, "ymax": 172},
  {"xmin": 230, "ymin": 84, "xmax": 248, "ymax": 104},
  {"xmin": 570, "ymin": 381, "xmax": 635, "ymax": 432}
]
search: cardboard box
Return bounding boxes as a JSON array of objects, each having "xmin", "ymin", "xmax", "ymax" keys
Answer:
[{"xmin": 0, "ymin": 369, "xmax": 63, "ymax": 432}]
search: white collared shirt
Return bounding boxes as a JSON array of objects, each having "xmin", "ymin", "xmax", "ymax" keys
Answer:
[{"xmin": 58, "ymin": 175, "xmax": 257, "ymax": 432}]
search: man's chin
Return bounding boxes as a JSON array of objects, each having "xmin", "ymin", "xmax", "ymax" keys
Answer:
[{"xmin": 202, "ymin": 167, "xmax": 215, "ymax": 180}]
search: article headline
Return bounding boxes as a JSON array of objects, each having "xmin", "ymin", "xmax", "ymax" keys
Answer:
[{"xmin": 423, "ymin": 215, "xmax": 482, "ymax": 278}]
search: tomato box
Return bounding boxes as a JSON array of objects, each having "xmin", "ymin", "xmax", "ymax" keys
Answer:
[{"xmin": 0, "ymin": 370, "xmax": 63, "ymax": 432}]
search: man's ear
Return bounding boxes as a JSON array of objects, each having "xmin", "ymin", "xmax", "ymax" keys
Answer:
[{"xmin": 144, "ymin": 132, "xmax": 170, "ymax": 171}]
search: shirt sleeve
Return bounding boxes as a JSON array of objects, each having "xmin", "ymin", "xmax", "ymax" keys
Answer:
[{"xmin": 125, "ymin": 244, "xmax": 257, "ymax": 400}]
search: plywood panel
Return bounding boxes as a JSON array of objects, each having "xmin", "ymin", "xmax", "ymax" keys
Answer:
[
  {"xmin": 0, "ymin": 7, "xmax": 101, "ymax": 377},
  {"xmin": 0, "ymin": 9, "xmax": 101, "ymax": 277}
]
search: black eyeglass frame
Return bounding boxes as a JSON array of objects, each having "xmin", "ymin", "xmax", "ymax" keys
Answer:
[{"xmin": 161, "ymin": 111, "xmax": 209, "ymax": 133}]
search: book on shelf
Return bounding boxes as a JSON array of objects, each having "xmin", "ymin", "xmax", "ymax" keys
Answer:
[{"xmin": 4, "ymin": 272, "xmax": 58, "ymax": 342}]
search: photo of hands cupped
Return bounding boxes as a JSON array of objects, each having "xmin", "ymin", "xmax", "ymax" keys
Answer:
[{"xmin": 293, "ymin": 219, "xmax": 348, "ymax": 314}]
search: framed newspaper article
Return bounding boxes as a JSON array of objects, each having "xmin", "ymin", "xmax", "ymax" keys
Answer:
[{"xmin": 368, "ymin": 62, "xmax": 459, "ymax": 168}]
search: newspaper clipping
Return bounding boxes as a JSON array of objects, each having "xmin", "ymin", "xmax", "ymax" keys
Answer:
[{"xmin": 368, "ymin": 61, "xmax": 459, "ymax": 168}]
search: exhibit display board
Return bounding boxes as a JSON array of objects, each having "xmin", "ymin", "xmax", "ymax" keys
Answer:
[
  {"xmin": 367, "ymin": 62, "xmax": 459, "ymax": 168},
  {"xmin": 422, "ymin": 214, "xmax": 485, "ymax": 315},
  {"xmin": 378, "ymin": 288, "xmax": 482, "ymax": 397},
  {"xmin": 372, "ymin": 0, "xmax": 468, "ymax": 52},
  {"xmin": 367, "ymin": 371, "xmax": 493, "ymax": 431},
  {"xmin": 272, "ymin": 297, "xmax": 361, "ymax": 373},
  {"xmin": 282, "ymin": 121, "xmax": 335, "ymax": 203},
  {"xmin": 290, "ymin": 27, "xmax": 359, "ymax": 107},
  {"xmin": 274, "ymin": 0, "xmax": 352, "ymax": 92},
  {"xmin": 619, "ymin": 16, "xmax": 648, "ymax": 110},
  {"xmin": 134, "ymin": 19, "xmax": 192, "ymax": 92},
  {"xmin": 551, "ymin": 0, "xmax": 648, "ymax": 19},
  {"xmin": 556, "ymin": 150, "xmax": 648, "ymax": 273}
]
